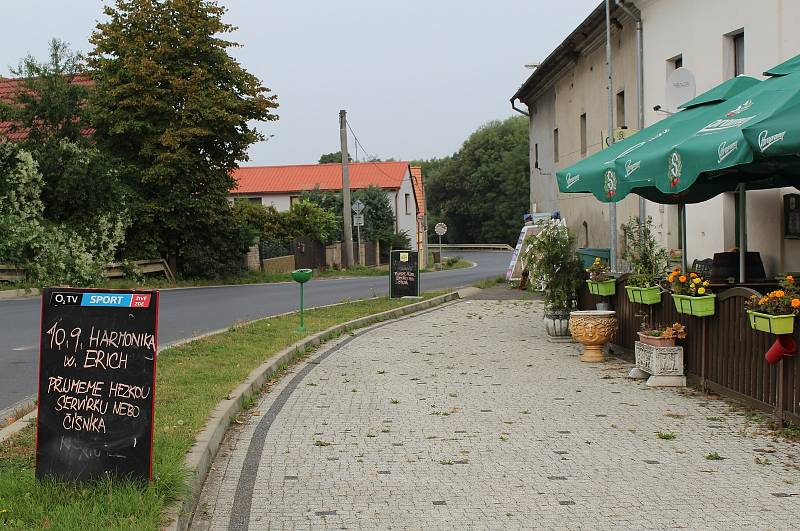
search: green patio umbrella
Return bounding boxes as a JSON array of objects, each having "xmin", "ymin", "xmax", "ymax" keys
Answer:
[
  {"xmin": 654, "ymin": 65, "xmax": 800, "ymax": 199},
  {"xmin": 555, "ymin": 76, "xmax": 760, "ymax": 203}
]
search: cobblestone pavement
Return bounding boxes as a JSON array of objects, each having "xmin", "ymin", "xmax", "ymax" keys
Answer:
[{"xmin": 194, "ymin": 299, "xmax": 800, "ymax": 530}]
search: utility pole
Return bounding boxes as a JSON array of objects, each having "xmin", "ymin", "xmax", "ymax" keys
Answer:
[
  {"xmin": 605, "ymin": 0, "xmax": 618, "ymax": 272},
  {"xmin": 339, "ymin": 110, "xmax": 354, "ymax": 268}
]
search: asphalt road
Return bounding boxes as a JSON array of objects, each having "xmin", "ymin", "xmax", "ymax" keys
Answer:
[{"xmin": 0, "ymin": 251, "xmax": 509, "ymax": 413}]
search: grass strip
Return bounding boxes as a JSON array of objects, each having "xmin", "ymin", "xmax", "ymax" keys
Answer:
[{"xmin": 0, "ymin": 292, "xmax": 445, "ymax": 529}]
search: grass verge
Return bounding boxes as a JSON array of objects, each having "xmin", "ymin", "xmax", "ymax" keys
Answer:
[{"xmin": 0, "ymin": 292, "xmax": 446, "ymax": 529}]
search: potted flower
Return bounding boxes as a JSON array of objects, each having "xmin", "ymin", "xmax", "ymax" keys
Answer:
[
  {"xmin": 586, "ymin": 257, "xmax": 615, "ymax": 296},
  {"xmin": 744, "ymin": 275, "xmax": 799, "ymax": 334},
  {"xmin": 522, "ymin": 220, "xmax": 585, "ymax": 338},
  {"xmin": 621, "ymin": 216, "xmax": 668, "ymax": 305},
  {"xmin": 637, "ymin": 322, "xmax": 686, "ymax": 348},
  {"xmin": 667, "ymin": 269, "xmax": 715, "ymax": 316}
]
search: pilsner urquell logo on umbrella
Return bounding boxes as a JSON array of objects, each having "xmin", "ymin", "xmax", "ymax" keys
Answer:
[
  {"xmin": 603, "ymin": 169, "xmax": 617, "ymax": 197},
  {"xmin": 668, "ymin": 150, "xmax": 682, "ymax": 188}
]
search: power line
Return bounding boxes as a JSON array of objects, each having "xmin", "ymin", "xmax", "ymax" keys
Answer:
[{"xmin": 345, "ymin": 119, "xmax": 395, "ymax": 181}]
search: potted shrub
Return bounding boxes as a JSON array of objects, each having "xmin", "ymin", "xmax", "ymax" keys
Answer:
[
  {"xmin": 586, "ymin": 257, "xmax": 615, "ymax": 296},
  {"xmin": 621, "ymin": 217, "xmax": 668, "ymax": 305},
  {"xmin": 667, "ymin": 269, "xmax": 715, "ymax": 316},
  {"xmin": 744, "ymin": 275, "xmax": 799, "ymax": 334},
  {"xmin": 637, "ymin": 322, "xmax": 686, "ymax": 348},
  {"xmin": 523, "ymin": 220, "xmax": 585, "ymax": 338}
]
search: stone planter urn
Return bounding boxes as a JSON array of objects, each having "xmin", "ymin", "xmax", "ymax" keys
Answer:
[
  {"xmin": 568, "ymin": 310, "xmax": 617, "ymax": 362},
  {"xmin": 543, "ymin": 313, "xmax": 571, "ymax": 342},
  {"xmin": 629, "ymin": 341, "xmax": 686, "ymax": 387}
]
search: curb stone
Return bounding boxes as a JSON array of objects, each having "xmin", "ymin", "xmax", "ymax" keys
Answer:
[
  {"xmin": 162, "ymin": 289, "xmax": 472, "ymax": 531},
  {"xmin": 0, "ymin": 409, "xmax": 37, "ymax": 444},
  {"xmin": 0, "ymin": 288, "xmax": 40, "ymax": 301}
]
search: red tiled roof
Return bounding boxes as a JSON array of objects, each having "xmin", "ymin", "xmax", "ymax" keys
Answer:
[
  {"xmin": 232, "ymin": 161, "xmax": 411, "ymax": 194},
  {"xmin": 0, "ymin": 73, "xmax": 94, "ymax": 141},
  {"xmin": 410, "ymin": 166, "xmax": 425, "ymax": 217}
]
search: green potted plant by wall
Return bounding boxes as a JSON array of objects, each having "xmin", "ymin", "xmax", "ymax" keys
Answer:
[
  {"xmin": 667, "ymin": 269, "xmax": 715, "ymax": 316},
  {"xmin": 523, "ymin": 220, "xmax": 585, "ymax": 338},
  {"xmin": 621, "ymin": 216, "xmax": 668, "ymax": 305},
  {"xmin": 586, "ymin": 257, "xmax": 615, "ymax": 296},
  {"xmin": 744, "ymin": 275, "xmax": 799, "ymax": 334},
  {"xmin": 637, "ymin": 322, "xmax": 686, "ymax": 347}
]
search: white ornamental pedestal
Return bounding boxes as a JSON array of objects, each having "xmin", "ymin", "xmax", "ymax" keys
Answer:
[{"xmin": 628, "ymin": 341, "xmax": 686, "ymax": 387}]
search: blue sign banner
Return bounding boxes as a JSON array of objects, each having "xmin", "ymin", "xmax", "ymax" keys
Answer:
[{"xmin": 80, "ymin": 293, "xmax": 133, "ymax": 307}]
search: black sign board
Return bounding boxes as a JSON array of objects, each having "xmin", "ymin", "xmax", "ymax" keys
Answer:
[
  {"xmin": 36, "ymin": 287, "xmax": 159, "ymax": 483},
  {"xmin": 390, "ymin": 250, "xmax": 420, "ymax": 298}
]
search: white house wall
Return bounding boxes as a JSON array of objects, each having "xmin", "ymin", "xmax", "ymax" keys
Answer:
[{"xmin": 639, "ymin": 0, "xmax": 800, "ymax": 274}]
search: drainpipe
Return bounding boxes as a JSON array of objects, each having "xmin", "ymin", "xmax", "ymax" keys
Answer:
[
  {"xmin": 605, "ymin": 0, "xmax": 618, "ymax": 272},
  {"xmin": 511, "ymin": 98, "xmax": 530, "ymax": 116}
]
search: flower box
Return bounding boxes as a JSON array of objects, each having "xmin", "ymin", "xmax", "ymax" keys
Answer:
[
  {"xmin": 587, "ymin": 279, "xmax": 616, "ymax": 296},
  {"xmin": 637, "ymin": 331, "xmax": 676, "ymax": 347},
  {"xmin": 747, "ymin": 311, "xmax": 795, "ymax": 335},
  {"xmin": 671, "ymin": 293, "xmax": 716, "ymax": 317},
  {"xmin": 625, "ymin": 285, "xmax": 661, "ymax": 305}
]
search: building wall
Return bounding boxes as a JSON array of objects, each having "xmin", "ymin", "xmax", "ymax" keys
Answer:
[
  {"xmin": 524, "ymin": 14, "xmax": 642, "ymax": 249},
  {"xmin": 639, "ymin": 0, "xmax": 800, "ymax": 274},
  {"xmin": 395, "ymin": 169, "xmax": 419, "ymax": 250}
]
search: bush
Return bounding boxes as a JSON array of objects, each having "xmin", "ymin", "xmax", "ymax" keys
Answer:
[
  {"xmin": 522, "ymin": 221, "xmax": 584, "ymax": 315},
  {"xmin": 445, "ymin": 255, "xmax": 461, "ymax": 267},
  {"xmin": 621, "ymin": 216, "xmax": 669, "ymax": 288}
]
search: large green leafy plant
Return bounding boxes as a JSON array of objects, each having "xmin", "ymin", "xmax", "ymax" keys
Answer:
[
  {"xmin": 523, "ymin": 221, "xmax": 585, "ymax": 315},
  {"xmin": 621, "ymin": 216, "xmax": 669, "ymax": 288}
]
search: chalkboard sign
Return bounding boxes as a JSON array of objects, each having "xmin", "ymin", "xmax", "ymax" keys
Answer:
[
  {"xmin": 390, "ymin": 250, "xmax": 420, "ymax": 298},
  {"xmin": 36, "ymin": 287, "xmax": 159, "ymax": 483}
]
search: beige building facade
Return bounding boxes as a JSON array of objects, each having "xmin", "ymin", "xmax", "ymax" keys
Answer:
[{"xmin": 513, "ymin": 0, "xmax": 800, "ymax": 275}]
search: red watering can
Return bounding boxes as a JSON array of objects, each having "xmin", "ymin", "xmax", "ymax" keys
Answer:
[{"xmin": 765, "ymin": 335, "xmax": 796, "ymax": 365}]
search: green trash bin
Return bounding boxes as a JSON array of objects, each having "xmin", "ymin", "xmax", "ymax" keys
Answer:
[{"xmin": 577, "ymin": 248, "xmax": 611, "ymax": 268}]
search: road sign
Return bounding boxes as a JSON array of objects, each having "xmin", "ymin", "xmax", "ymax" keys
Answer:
[
  {"xmin": 353, "ymin": 214, "xmax": 364, "ymax": 226},
  {"xmin": 434, "ymin": 223, "xmax": 447, "ymax": 236},
  {"xmin": 352, "ymin": 199, "xmax": 365, "ymax": 215}
]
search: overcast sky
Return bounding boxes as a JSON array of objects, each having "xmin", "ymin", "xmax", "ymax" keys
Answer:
[{"xmin": 2, "ymin": 0, "xmax": 598, "ymax": 166}]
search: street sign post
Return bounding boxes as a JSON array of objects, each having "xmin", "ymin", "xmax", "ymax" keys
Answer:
[
  {"xmin": 352, "ymin": 200, "xmax": 365, "ymax": 215},
  {"xmin": 434, "ymin": 223, "xmax": 447, "ymax": 264}
]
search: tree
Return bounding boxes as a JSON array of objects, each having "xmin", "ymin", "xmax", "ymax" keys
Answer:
[
  {"xmin": 421, "ymin": 116, "xmax": 529, "ymax": 244},
  {"xmin": 0, "ymin": 143, "xmax": 44, "ymax": 266},
  {"xmin": 0, "ymin": 39, "xmax": 125, "ymax": 228},
  {"xmin": 319, "ymin": 151, "xmax": 351, "ymax": 164},
  {"xmin": 300, "ymin": 185, "xmax": 396, "ymax": 245},
  {"xmin": 87, "ymin": 0, "xmax": 279, "ymax": 277}
]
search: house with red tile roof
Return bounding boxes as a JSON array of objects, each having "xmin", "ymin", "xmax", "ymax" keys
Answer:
[{"xmin": 231, "ymin": 161, "xmax": 420, "ymax": 250}]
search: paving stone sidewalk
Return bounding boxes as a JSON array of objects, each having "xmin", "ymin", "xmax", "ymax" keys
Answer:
[{"xmin": 194, "ymin": 298, "xmax": 800, "ymax": 530}]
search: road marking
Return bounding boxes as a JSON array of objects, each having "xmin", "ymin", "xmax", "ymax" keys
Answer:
[{"xmin": 12, "ymin": 344, "xmax": 36, "ymax": 351}]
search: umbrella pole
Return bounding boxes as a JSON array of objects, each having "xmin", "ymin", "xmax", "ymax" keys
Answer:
[
  {"xmin": 738, "ymin": 183, "xmax": 747, "ymax": 283},
  {"xmin": 605, "ymin": 0, "xmax": 618, "ymax": 272},
  {"xmin": 679, "ymin": 203, "xmax": 688, "ymax": 273}
]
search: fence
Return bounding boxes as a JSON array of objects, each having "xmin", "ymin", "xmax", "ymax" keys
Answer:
[
  {"xmin": 293, "ymin": 236, "xmax": 326, "ymax": 270},
  {"xmin": 578, "ymin": 276, "xmax": 798, "ymax": 425}
]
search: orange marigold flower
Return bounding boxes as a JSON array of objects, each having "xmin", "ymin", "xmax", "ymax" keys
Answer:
[
  {"xmin": 668, "ymin": 274, "xmax": 675, "ymax": 282},
  {"xmin": 775, "ymin": 290, "xmax": 786, "ymax": 298},
  {"xmin": 792, "ymin": 299, "xmax": 800, "ymax": 309},
  {"xmin": 678, "ymin": 275, "xmax": 687, "ymax": 283},
  {"xmin": 787, "ymin": 275, "xmax": 795, "ymax": 283},
  {"xmin": 690, "ymin": 272, "xmax": 698, "ymax": 278},
  {"xmin": 759, "ymin": 297, "xmax": 769, "ymax": 305}
]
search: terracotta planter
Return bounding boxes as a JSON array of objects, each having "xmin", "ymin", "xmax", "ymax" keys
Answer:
[
  {"xmin": 748, "ymin": 311, "xmax": 795, "ymax": 335},
  {"xmin": 637, "ymin": 331, "xmax": 676, "ymax": 348},
  {"xmin": 568, "ymin": 310, "xmax": 617, "ymax": 363},
  {"xmin": 671, "ymin": 294, "xmax": 716, "ymax": 317},
  {"xmin": 587, "ymin": 279, "xmax": 616, "ymax": 296},
  {"xmin": 625, "ymin": 285, "xmax": 662, "ymax": 305}
]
